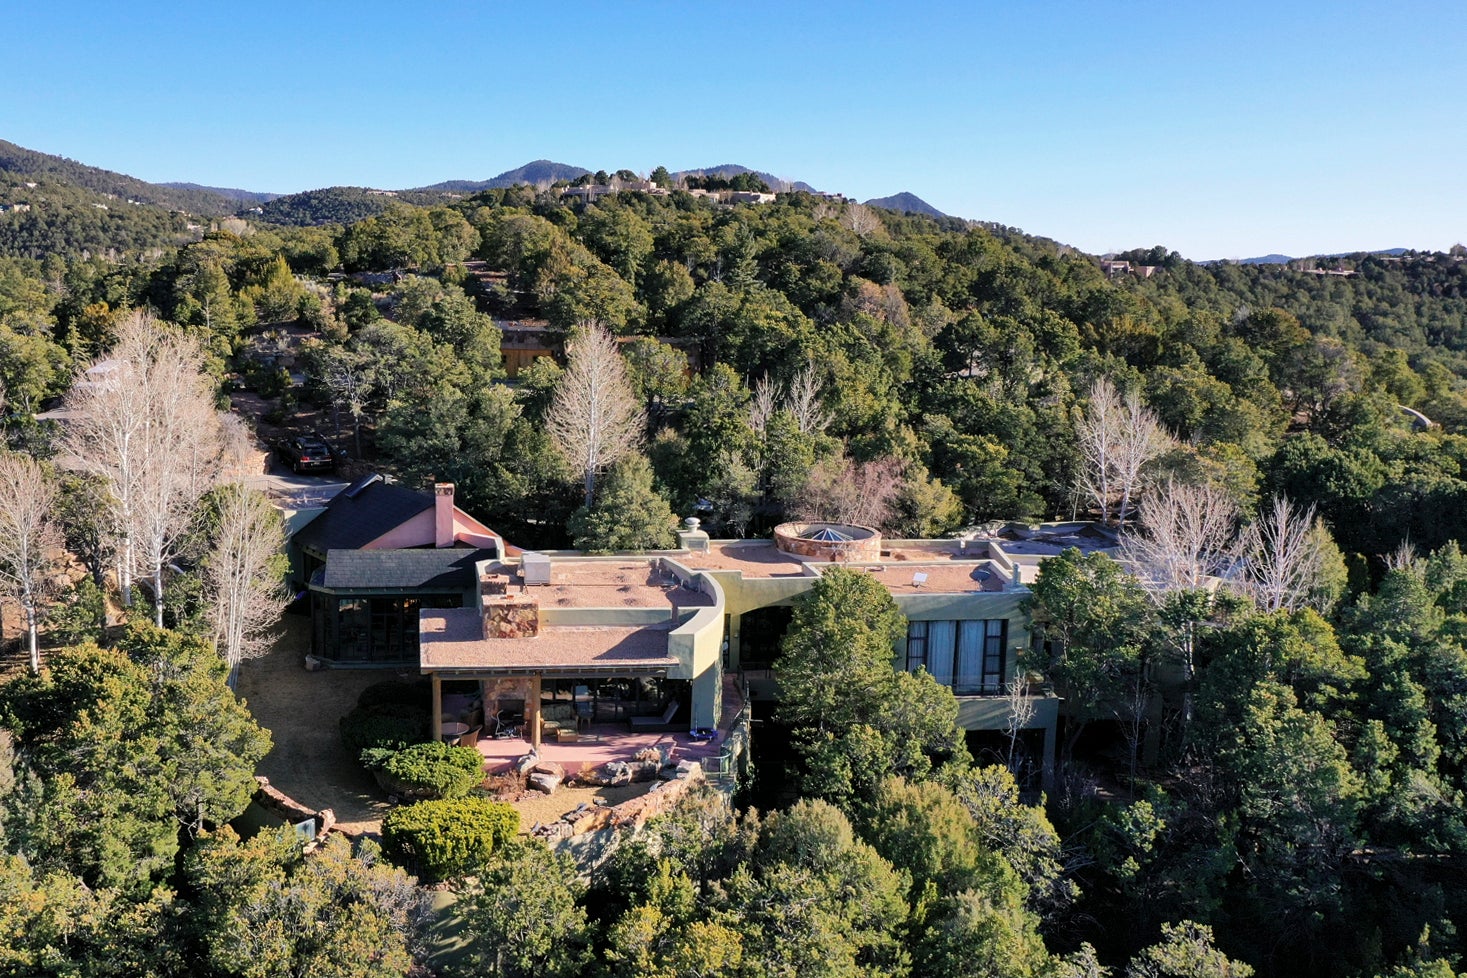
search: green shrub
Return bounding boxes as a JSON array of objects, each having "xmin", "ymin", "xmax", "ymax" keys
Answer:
[
  {"xmin": 339, "ymin": 705, "xmax": 427, "ymax": 754},
  {"xmin": 373, "ymin": 740, "xmax": 484, "ymax": 799},
  {"xmin": 381, "ymin": 797, "xmax": 520, "ymax": 880}
]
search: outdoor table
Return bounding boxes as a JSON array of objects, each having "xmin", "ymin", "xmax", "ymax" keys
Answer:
[{"xmin": 440, "ymin": 721, "xmax": 470, "ymax": 742}]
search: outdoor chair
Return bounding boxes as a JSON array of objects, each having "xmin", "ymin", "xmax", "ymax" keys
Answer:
[{"xmin": 629, "ymin": 700, "xmax": 681, "ymax": 731}]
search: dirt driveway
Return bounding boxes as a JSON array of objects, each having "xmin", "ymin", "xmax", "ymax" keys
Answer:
[{"xmin": 236, "ymin": 615, "xmax": 403, "ymax": 834}]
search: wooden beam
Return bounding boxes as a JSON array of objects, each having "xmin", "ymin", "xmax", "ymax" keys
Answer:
[{"xmin": 431, "ymin": 674, "xmax": 443, "ymax": 742}]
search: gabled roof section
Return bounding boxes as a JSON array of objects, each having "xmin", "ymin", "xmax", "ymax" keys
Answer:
[
  {"xmin": 293, "ymin": 476, "xmax": 435, "ymax": 554},
  {"xmin": 320, "ymin": 548, "xmax": 494, "ymax": 591}
]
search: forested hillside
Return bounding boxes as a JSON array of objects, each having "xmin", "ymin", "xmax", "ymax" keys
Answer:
[{"xmin": 6, "ymin": 166, "xmax": 1467, "ymax": 977}]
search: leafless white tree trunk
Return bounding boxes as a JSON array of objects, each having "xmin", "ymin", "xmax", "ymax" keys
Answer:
[
  {"xmin": 62, "ymin": 311, "xmax": 153, "ymax": 607},
  {"xmin": 749, "ymin": 375, "xmax": 777, "ymax": 436},
  {"xmin": 842, "ymin": 202, "xmax": 881, "ymax": 238},
  {"xmin": 1237, "ymin": 496, "xmax": 1331, "ymax": 612},
  {"xmin": 204, "ymin": 484, "xmax": 287, "ymax": 678},
  {"xmin": 547, "ymin": 322, "xmax": 643, "ymax": 508},
  {"xmin": 126, "ymin": 327, "xmax": 224, "ymax": 628},
  {"xmin": 0, "ymin": 454, "xmax": 61, "ymax": 672},
  {"xmin": 1005, "ymin": 676, "xmax": 1037, "ymax": 774}
]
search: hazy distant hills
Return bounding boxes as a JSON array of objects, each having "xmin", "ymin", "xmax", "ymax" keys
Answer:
[{"xmin": 863, "ymin": 191, "xmax": 947, "ymax": 218}]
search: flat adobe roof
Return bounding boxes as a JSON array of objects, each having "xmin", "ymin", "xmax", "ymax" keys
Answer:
[{"xmin": 419, "ymin": 608, "xmax": 679, "ymax": 674}]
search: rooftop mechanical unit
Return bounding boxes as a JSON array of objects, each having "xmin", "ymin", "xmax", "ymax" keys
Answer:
[{"xmin": 520, "ymin": 552, "xmax": 552, "ymax": 585}]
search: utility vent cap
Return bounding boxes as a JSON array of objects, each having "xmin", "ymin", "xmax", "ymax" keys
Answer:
[{"xmin": 520, "ymin": 552, "xmax": 552, "ymax": 585}]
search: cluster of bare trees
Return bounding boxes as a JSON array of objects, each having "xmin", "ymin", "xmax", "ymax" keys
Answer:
[
  {"xmin": 18, "ymin": 311, "xmax": 289, "ymax": 672},
  {"xmin": 1074, "ymin": 377, "xmax": 1170, "ymax": 525}
]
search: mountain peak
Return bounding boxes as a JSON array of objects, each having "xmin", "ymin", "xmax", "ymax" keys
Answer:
[{"xmin": 863, "ymin": 191, "xmax": 947, "ymax": 219}]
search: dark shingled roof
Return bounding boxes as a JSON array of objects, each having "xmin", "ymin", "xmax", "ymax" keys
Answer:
[
  {"xmin": 294, "ymin": 475, "xmax": 434, "ymax": 554},
  {"xmin": 320, "ymin": 548, "xmax": 494, "ymax": 591}
]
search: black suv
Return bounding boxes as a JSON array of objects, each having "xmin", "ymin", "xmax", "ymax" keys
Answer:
[{"xmin": 276, "ymin": 433, "xmax": 337, "ymax": 474}]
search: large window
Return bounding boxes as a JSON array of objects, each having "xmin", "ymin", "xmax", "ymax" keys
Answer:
[{"xmin": 907, "ymin": 618, "xmax": 1008, "ymax": 695}]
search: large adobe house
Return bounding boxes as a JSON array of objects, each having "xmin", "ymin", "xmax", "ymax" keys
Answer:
[{"xmin": 287, "ymin": 482, "xmax": 1117, "ymax": 787}]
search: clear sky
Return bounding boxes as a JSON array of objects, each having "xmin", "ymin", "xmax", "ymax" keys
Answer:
[{"xmin": 3, "ymin": 1, "xmax": 1463, "ymax": 259}]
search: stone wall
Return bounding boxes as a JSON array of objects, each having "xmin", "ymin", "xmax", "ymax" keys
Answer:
[
  {"xmin": 773, "ymin": 522, "xmax": 882, "ymax": 562},
  {"xmin": 483, "ymin": 594, "xmax": 539, "ymax": 638}
]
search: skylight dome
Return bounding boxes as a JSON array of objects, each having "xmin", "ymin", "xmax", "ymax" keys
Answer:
[{"xmin": 799, "ymin": 526, "xmax": 852, "ymax": 543}]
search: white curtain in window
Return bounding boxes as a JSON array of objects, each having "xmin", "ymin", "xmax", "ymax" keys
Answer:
[
  {"xmin": 956, "ymin": 621, "xmax": 985, "ymax": 691},
  {"xmin": 927, "ymin": 620, "xmax": 956, "ymax": 686}
]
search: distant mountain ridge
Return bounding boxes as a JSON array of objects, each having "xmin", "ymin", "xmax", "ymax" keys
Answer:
[
  {"xmin": 159, "ymin": 182, "xmax": 280, "ymax": 205},
  {"xmin": 864, "ymin": 191, "xmax": 947, "ymax": 218},
  {"xmin": 0, "ymin": 139, "xmax": 240, "ymax": 215},
  {"xmin": 1211, "ymin": 247, "xmax": 1412, "ymax": 265},
  {"xmin": 412, "ymin": 160, "xmax": 591, "ymax": 193},
  {"xmin": 671, "ymin": 164, "xmax": 816, "ymax": 193}
]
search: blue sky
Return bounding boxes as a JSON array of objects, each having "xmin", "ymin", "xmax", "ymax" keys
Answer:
[{"xmin": 3, "ymin": 1, "xmax": 1463, "ymax": 259}]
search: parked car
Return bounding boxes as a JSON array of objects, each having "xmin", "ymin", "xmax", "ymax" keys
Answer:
[{"xmin": 276, "ymin": 433, "xmax": 337, "ymax": 473}]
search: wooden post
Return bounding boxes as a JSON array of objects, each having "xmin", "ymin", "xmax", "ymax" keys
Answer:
[
  {"xmin": 529, "ymin": 674, "xmax": 543, "ymax": 750},
  {"xmin": 431, "ymin": 674, "xmax": 443, "ymax": 742}
]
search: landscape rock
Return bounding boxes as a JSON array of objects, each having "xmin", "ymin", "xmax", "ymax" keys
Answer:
[
  {"xmin": 531, "ymin": 760, "xmax": 566, "ymax": 782},
  {"xmin": 528, "ymin": 772, "xmax": 559, "ymax": 794},
  {"xmin": 514, "ymin": 751, "xmax": 540, "ymax": 776}
]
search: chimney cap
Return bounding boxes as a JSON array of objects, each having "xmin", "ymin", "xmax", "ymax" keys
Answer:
[{"xmin": 684, "ymin": 516, "xmax": 701, "ymax": 529}]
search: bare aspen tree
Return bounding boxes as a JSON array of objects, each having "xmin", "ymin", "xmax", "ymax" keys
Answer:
[
  {"xmin": 1076, "ymin": 377, "xmax": 1169, "ymax": 525},
  {"xmin": 204, "ymin": 484, "xmax": 287, "ymax": 679},
  {"xmin": 842, "ymin": 202, "xmax": 881, "ymax": 238},
  {"xmin": 62, "ymin": 311, "xmax": 154, "ymax": 606},
  {"xmin": 1005, "ymin": 675, "xmax": 1037, "ymax": 774},
  {"xmin": 1075, "ymin": 378, "xmax": 1121, "ymax": 523},
  {"xmin": 1123, "ymin": 479, "xmax": 1238, "ymax": 731},
  {"xmin": 321, "ymin": 349, "xmax": 374, "ymax": 458},
  {"xmin": 547, "ymin": 322, "xmax": 643, "ymax": 508},
  {"xmin": 749, "ymin": 375, "xmax": 777, "ymax": 435},
  {"xmin": 127, "ymin": 327, "xmax": 224, "ymax": 628},
  {"xmin": 1385, "ymin": 538, "xmax": 1419, "ymax": 575},
  {"xmin": 64, "ymin": 313, "xmax": 223, "ymax": 625},
  {"xmin": 1237, "ymin": 496, "xmax": 1332, "ymax": 612},
  {"xmin": 1123, "ymin": 480, "xmax": 1238, "ymax": 593},
  {"xmin": 1114, "ymin": 388, "xmax": 1169, "ymax": 526},
  {"xmin": 784, "ymin": 362, "xmax": 832, "ymax": 435},
  {"xmin": 0, "ymin": 454, "xmax": 61, "ymax": 672}
]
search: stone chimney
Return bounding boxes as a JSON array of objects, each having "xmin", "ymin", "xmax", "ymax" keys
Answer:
[
  {"xmin": 483, "ymin": 594, "xmax": 539, "ymax": 639},
  {"xmin": 434, "ymin": 483, "xmax": 455, "ymax": 548}
]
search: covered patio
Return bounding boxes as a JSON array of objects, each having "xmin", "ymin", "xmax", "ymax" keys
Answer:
[{"xmin": 472, "ymin": 674, "xmax": 746, "ymax": 776}]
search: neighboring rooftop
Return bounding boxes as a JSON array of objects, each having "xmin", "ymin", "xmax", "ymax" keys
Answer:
[
  {"xmin": 993, "ymin": 522, "xmax": 1118, "ymax": 557},
  {"xmin": 320, "ymin": 548, "xmax": 495, "ymax": 591},
  {"xmin": 294, "ymin": 474, "xmax": 433, "ymax": 553},
  {"xmin": 419, "ymin": 609, "xmax": 680, "ymax": 673}
]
